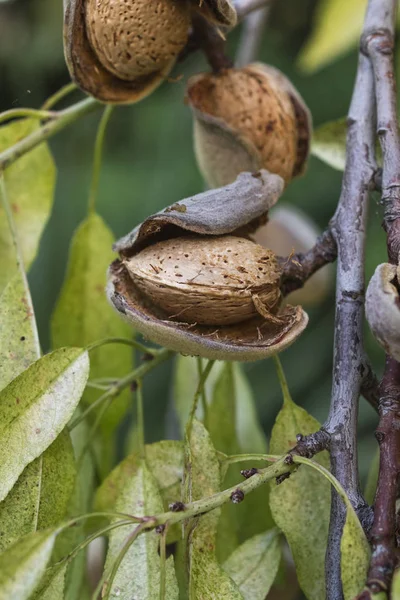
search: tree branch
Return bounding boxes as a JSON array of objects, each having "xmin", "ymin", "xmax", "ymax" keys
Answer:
[
  {"xmin": 358, "ymin": 2, "xmax": 400, "ymax": 595},
  {"xmin": 321, "ymin": 26, "xmax": 378, "ymax": 600}
]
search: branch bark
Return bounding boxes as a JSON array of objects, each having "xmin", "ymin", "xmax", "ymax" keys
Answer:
[
  {"xmin": 359, "ymin": 1, "xmax": 400, "ymax": 594},
  {"xmin": 322, "ymin": 33, "xmax": 378, "ymax": 600}
]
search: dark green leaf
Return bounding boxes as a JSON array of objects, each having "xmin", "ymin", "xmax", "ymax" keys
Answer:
[
  {"xmin": 100, "ymin": 460, "xmax": 179, "ymax": 599},
  {"xmin": 269, "ymin": 362, "xmax": 330, "ymax": 600},
  {"xmin": 184, "ymin": 419, "xmax": 242, "ymax": 599},
  {"xmin": 0, "ymin": 529, "xmax": 58, "ymax": 600},
  {"xmin": 223, "ymin": 530, "xmax": 282, "ymax": 600},
  {"xmin": 0, "ymin": 347, "xmax": 89, "ymax": 501},
  {"xmin": 51, "ymin": 212, "xmax": 133, "ymax": 472},
  {"xmin": 0, "ymin": 119, "xmax": 55, "ymax": 292}
]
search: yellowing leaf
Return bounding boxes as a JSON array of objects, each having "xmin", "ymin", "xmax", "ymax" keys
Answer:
[
  {"xmin": 311, "ymin": 118, "xmax": 347, "ymax": 171},
  {"xmin": 341, "ymin": 506, "xmax": 370, "ymax": 599},
  {"xmin": 269, "ymin": 359, "xmax": 330, "ymax": 600},
  {"xmin": 298, "ymin": 0, "xmax": 367, "ymax": 72},
  {"xmin": 100, "ymin": 460, "xmax": 179, "ymax": 599},
  {"xmin": 51, "ymin": 212, "xmax": 133, "ymax": 470},
  {"xmin": 0, "ymin": 119, "xmax": 55, "ymax": 292},
  {"xmin": 0, "ymin": 347, "xmax": 89, "ymax": 501},
  {"xmin": 184, "ymin": 419, "xmax": 242, "ymax": 599},
  {"xmin": 223, "ymin": 530, "xmax": 282, "ymax": 600},
  {"xmin": 0, "ymin": 529, "xmax": 58, "ymax": 600}
]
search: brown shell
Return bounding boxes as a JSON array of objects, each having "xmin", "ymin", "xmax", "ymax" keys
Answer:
[
  {"xmin": 187, "ymin": 63, "xmax": 312, "ymax": 187},
  {"xmin": 108, "ymin": 170, "xmax": 308, "ymax": 361},
  {"xmin": 124, "ymin": 236, "xmax": 281, "ymax": 326},
  {"xmin": 64, "ymin": 0, "xmax": 188, "ymax": 103},
  {"xmin": 84, "ymin": 0, "xmax": 190, "ymax": 81}
]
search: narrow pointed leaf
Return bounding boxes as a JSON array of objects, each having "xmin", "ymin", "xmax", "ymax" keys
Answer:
[
  {"xmin": 269, "ymin": 362, "xmax": 330, "ymax": 600},
  {"xmin": 223, "ymin": 530, "xmax": 282, "ymax": 600},
  {"xmin": 0, "ymin": 119, "xmax": 55, "ymax": 291},
  {"xmin": 0, "ymin": 347, "xmax": 89, "ymax": 501},
  {"xmin": 0, "ymin": 271, "xmax": 39, "ymax": 390},
  {"xmin": 341, "ymin": 507, "xmax": 370, "ymax": 599},
  {"xmin": 51, "ymin": 212, "xmax": 133, "ymax": 469},
  {"xmin": 100, "ymin": 460, "xmax": 179, "ymax": 599},
  {"xmin": 0, "ymin": 430, "xmax": 76, "ymax": 552},
  {"xmin": 298, "ymin": 0, "xmax": 367, "ymax": 73},
  {"xmin": 184, "ymin": 419, "xmax": 242, "ymax": 599},
  {"xmin": 0, "ymin": 529, "xmax": 58, "ymax": 600},
  {"xmin": 31, "ymin": 564, "xmax": 68, "ymax": 600}
]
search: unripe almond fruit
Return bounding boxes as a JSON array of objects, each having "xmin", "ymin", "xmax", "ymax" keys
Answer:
[
  {"xmin": 84, "ymin": 0, "xmax": 190, "ymax": 81},
  {"xmin": 124, "ymin": 235, "xmax": 282, "ymax": 326},
  {"xmin": 187, "ymin": 63, "xmax": 311, "ymax": 187}
]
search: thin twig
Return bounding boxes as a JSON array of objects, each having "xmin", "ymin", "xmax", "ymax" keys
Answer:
[
  {"xmin": 88, "ymin": 105, "xmax": 114, "ymax": 214},
  {"xmin": 321, "ymin": 19, "xmax": 378, "ymax": 598}
]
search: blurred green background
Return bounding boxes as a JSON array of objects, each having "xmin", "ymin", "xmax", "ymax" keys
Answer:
[{"xmin": 0, "ymin": 0, "xmax": 387, "ymax": 481}]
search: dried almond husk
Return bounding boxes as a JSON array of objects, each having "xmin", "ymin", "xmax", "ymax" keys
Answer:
[
  {"xmin": 366, "ymin": 262, "xmax": 400, "ymax": 361},
  {"xmin": 186, "ymin": 63, "xmax": 312, "ymax": 188},
  {"xmin": 107, "ymin": 170, "xmax": 308, "ymax": 361},
  {"xmin": 64, "ymin": 0, "xmax": 237, "ymax": 103}
]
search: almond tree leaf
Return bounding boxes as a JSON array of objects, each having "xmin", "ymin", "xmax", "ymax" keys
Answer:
[
  {"xmin": 0, "ymin": 271, "xmax": 39, "ymax": 390},
  {"xmin": 269, "ymin": 361, "xmax": 330, "ymax": 600},
  {"xmin": 341, "ymin": 506, "xmax": 370, "ymax": 600},
  {"xmin": 297, "ymin": 0, "xmax": 367, "ymax": 73},
  {"xmin": 184, "ymin": 419, "xmax": 243, "ymax": 599},
  {"xmin": 0, "ymin": 430, "xmax": 76, "ymax": 553},
  {"xmin": 0, "ymin": 529, "xmax": 58, "ymax": 600},
  {"xmin": 31, "ymin": 564, "xmax": 68, "ymax": 600},
  {"xmin": 51, "ymin": 212, "xmax": 133, "ymax": 472},
  {"xmin": 392, "ymin": 569, "xmax": 400, "ymax": 598},
  {"xmin": 223, "ymin": 530, "xmax": 282, "ymax": 600},
  {"xmin": 233, "ymin": 364, "xmax": 267, "ymax": 455},
  {"xmin": 0, "ymin": 347, "xmax": 89, "ymax": 502},
  {"xmin": 311, "ymin": 118, "xmax": 347, "ymax": 171},
  {"xmin": 0, "ymin": 119, "xmax": 55, "ymax": 292},
  {"xmin": 101, "ymin": 460, "xmax": 179, "ymax": 599}
]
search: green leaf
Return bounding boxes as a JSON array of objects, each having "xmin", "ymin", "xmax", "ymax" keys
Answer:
[
  {"xmin": 269, "ymin": 359, "xmax": 330, "ymax": 600},
  {"xmin": 31, "ymin": 564, "xmax": 67, "ymax": 600},
  {"xmin": 341, "ymin": 504, "xmax": 370, "ymax": 599},
  {"xmin": 0, "ymin": 119, "xmax": 55, "ymax": 292},
  {"xmin": 0, "ymin": 347, "xmax": 89, "ymax": 501},
  {"xmin": 223, "ymin": 530, "xmax": 282, "ymax": 600},
  {"xmin": 298, "ymin": 0, "xmax": 367, "ymax": 72},
  {"xmin": 0, "ymin": 271, "xmax": 39, "ymax": 390},
  {"xmin": 184, "ymin": 419, "xmax": 242, "ymax": 599},
  {"xmin": 392, "ymin": 569, "xmax": 400, "ymax": 598},
  {"xmin": 0, "ymin": 529, "xmax": 58, "ymax": 600},
  {"xmin": 311, "ymin": 118, "xmax": 347, "ymax": 172},
  {"xmin": 51, "ymin": 212, "xmax": 133, "ymax": 470},
  {"xmin": 0, "ymin": 430, "xmax": 76, "ymax": 553},
  {"xmin": 100, "ymin": 460, "xmax": 179, "ymax": 599},
  {"xmin": 364, "ymin": 447, "xmax": 379, "ymax": 505}
]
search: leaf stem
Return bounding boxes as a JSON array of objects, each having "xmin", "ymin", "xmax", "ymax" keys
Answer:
[
  {"xmin": 187, "ymin": 360, "xmax": 215, "ymax": 432},
  {"xmin": 69, "ymin": 348, "xmax": 174, "ymax": 431},
  {"xmin": 87, "ymin": 105, "xmax": 114, "ymax": 214},
  {"xmin": 273, "ymin": 355, "xmax": 292, "ymax": 405},
  {"xmin": 41, "ymin": 82, "xmax": 78, "ymax": 110},
  {"xmin": 87, "ymin": 336, "xmax": 159, "ymax": 356},
  {"xmin": 0, "ymin": 108, "xmax": 57, "ymax": 126},
  {"xmin": 136, "ymin": 380, "xmax": 145, "ymax": 459},
  {"xmin": 0, "ymin": 97, "xmax": 100, "ymax": 173},
  {"xmin": 197, "ymin": 357, "xmax": 209, "ymax": 426}
]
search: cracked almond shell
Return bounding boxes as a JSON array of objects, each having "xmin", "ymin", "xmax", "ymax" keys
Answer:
[
  {"xmin": 366, "ymin": 263, "xmax": 400, "ymax": 361},
  {"xmin": 187, "ymin": 63, "xmax": 312, "ymax": 188},
  {"xmin": 107, "ymin": 170, "xmax": 309, "ymax": 361}
]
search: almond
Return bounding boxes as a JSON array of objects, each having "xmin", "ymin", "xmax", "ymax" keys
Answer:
[{"xmin": 124, "ymin": 235, "xmax": 282, "ymax": 326}]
